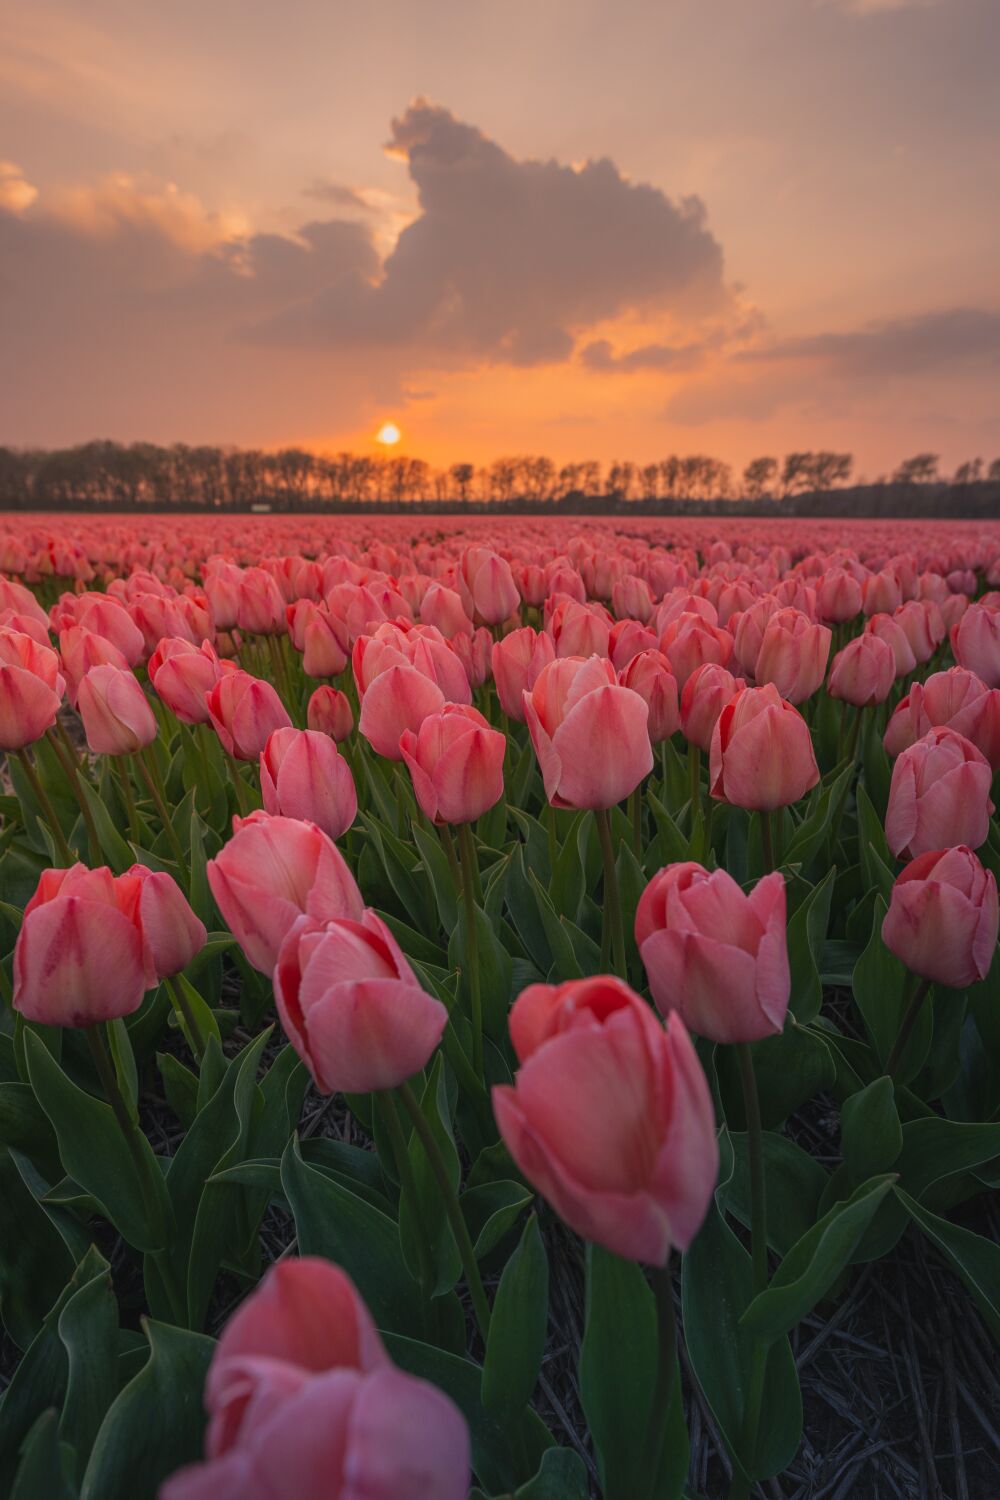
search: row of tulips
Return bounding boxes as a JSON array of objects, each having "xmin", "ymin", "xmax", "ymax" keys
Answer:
[{"xmin": 0, "ymin": 517, "xmax": 998, "ymax": 1500}]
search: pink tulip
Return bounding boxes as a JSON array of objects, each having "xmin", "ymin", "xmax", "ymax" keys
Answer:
[
  {"xmin": 893, "ymin": 600, "xmax": 943, "ymax": 665},
  {"xmin": 951, "ymin": 603, "xmax": 1000, "ymax": 687},
  {"xmin": 882, "ymin": 845, "xmax": 998, "ymax": 989},
  {"xmin": 358, "ymin": 663, "xmax": 447, "ymax": 760},
  {"xmin": 58, "ymin": 625, "xmax": 129, "ymax": 707},
  {"xmin": 207, "ymin": 811, "xmax": 364, "ymax": 973},
  {"xmin": 710, "ymin": 684, "xmax": 819, "ymax": 810},
  {"xmin": 400, "ymin": 704, "xmax": 506, "ymax": 825},
  {"xmin": 619, "ymin": 649, "xmax": 681, "ymax": 744},
  {"xmin": 457, "ymin": 546, "xmax": 520, "ymax": 625},
  {"xmin": 660, "ymin": 612, "xmax": 734, "ymax": 689},
  {"xmin": 235, "ymin": 568, "xmax": 286, "ymax": 635},
  {"xmin": 77, "ymin": 664, "xmax": 158, "ymax": 755},
  {"xmin": 301, "ymin": 609, "xmax": 349, "ymax": 679},
  {"xmin": 260, "ymin": 728, "xmax": 357, "ymax": 840},
  {"xmin": 491, "ymin": 627, "xmax": 555, "ymax": 722},
  {"xmin": 827, "ymin": 632, "xmax": 896, "ymax": 707},
  {"xmin": 548, "ymin": 598, "xmax": 611, "ymax": 659},
  {"xmin": 611, "ymin": 574, "xmax": 654, "ymax": 624},
  {"xmin": 162, "ymin": 1258, "xmax": 469, "ymax": 1500},
  {"xmin": 149, "ymin": 638, "xmax": 229, "ymax": 725},
  {"xmin": 76, "ymin": 596, "xmax": 146, "ymax": 666},
  {"xmin": 0, "ymin": 630, "xmax": 64, "ymax": 750},
  {"xmin": 451, "ymin": 625, "xmax": 493, "ymax": 689},
  {"xmin": 420, "ymin": 581, "xmax": 473, "ymax": 637},
  {"xmin": 862, "ymin": 570, "xmax": 902, "ymax": 617},
  {"xmin": 680, "ymin": 663, "xmax": 744, "ymax": 752},
  {"xmin": 754, "ymin": 608, "xmax": 831, "ymax": 704},
  {"xmin": 883, "ymin": 667, "xmax": 1000, "ymax": 767},
  {"xmin": 492, "ymin": 976, "xmax": 717, "ymax": 1264},
  {"xmin": 523, "ymin": 655, "xmax": 653, "ymax": 809},
  {"xmin": 885, "ymin": 727, "xmax": 994, "ymax": 859},
  {"xmin": 206, "ymin": 670, "xmax": 292, "ymax": 761},
  {"xmin": 306, "ymin": 685, "xmax": 354, "ymax": 742},
  {"xmin": 636, "ymin": 863, "xmax": 789, "ymax": 1042},
  {"xmin": 865, "ymin": 614, "xmax": 917, "ymax": 678},
  {"xmin": 609, "ymin": 618, "xmax": 659, "ymax": 672},
  {"xmin": 119, "ymin": 863, "xmax": 206, "ymax": 979},
  {"xmin": 729, "ymin": 596, "xmax": 782, "ymax": 677},
  {"xmin": 816, "ymin": 568, "xmax": 862, "ymax": 624}
]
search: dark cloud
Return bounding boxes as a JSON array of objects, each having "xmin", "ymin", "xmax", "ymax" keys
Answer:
[
  {"xmin": 301, "ymin": 180, "xmax": 374, "ymax": 211},
  {"xmin": 580, "ymin": 337, "xmax": 708, "ymax": 373},
  {"xmin": 736, "ymin": 306, "xmax": 1000, "ymax": 376}
]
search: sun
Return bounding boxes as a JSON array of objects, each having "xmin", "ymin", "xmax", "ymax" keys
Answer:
[{"xmin": 375, "ymin": 421, "xmax": 401, "ymax": 447}]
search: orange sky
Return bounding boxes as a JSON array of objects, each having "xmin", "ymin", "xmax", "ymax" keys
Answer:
[{"xmin": 1, "ymin": 0, "xmax": 999, "ymax": 478}]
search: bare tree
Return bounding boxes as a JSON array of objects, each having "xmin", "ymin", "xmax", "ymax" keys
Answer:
[{"xmin": 742, "ymin": 456, "xmax": 778, "ymax": 500}]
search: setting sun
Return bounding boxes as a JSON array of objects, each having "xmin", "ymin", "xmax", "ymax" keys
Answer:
[{"xmin": 375, "ymin": 421, "xmax": 401, "ymax": 446}]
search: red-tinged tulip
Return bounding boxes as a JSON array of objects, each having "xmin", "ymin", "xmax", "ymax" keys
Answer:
[
  {"xmin": 680, "ymin": 662, "xmax": 744, "ymax": 751},
  {"xmin": 883, "ymin": 667, "xmax": 1000, "ymax": 767},
  {"xmin": 353, "ymin": 623, "xmax": 470, "ymax": 706},
  {"xmin": 611, "ymin": 574, "xmax": 654, "ymax": 624},
  {"xmin": 0, "ymin": 634, "xmax": 64, "ymax": 750},
  {"xmin": 609, "ymin": 618, "xmax": 659, "ymax": 672},
  {"xmin": 0, "ymin": 608, "xmax": 51, "ymax": 648},
  {"xmin": 729, "ymin": 596, "xmax": 783, "ymax": 677},
  {"xmin": 0, "ymin": 576, "xmax": 48, "ymax": 629},
  {"xmin": 260, "ymin": 727, "xmax": 357, "ymax": 840},
  {"xmin": 660, "ymin": 612, "xmax": 734, "ymax": 689},
  {"xmin": 420, "ymin": 581, "xmax": 473, "ymax": 637},
  {"xmin": 205, "ymin": 669, "xmax": 292, "ymax": 761},
  {"xmin": 864, "ymin": 613, "xmax": 917, "ymax": 678},
  {"xmin": 301, "ymin": 609, "xmax": 349, "ymax": 679},
  {"xmin": 306, "ymin": 685, "xmax": 353, "ymax": 742},
  {"xmin": 76, "ymin": 596, "xmax": 146, "ymax": 666},
  {"xmin": 492, "ymin": 976, "xmax": 717, "ymax": 1264},
  {"xmin": 207, "ymin": 811, "xmax": 364, "ymax": 973},
  {"xmin": 827, "ymin": 632, "xmax": 896, "ymax": 707},
  {"xmin": 816, "ymin": 567, "xmax": 863, "ymax": 624},
  {"xmin": 162, "ymin": 1258, "xmax": 469, "ymax": 1500},
  {"xmin": 451, "ymin": 625, "xmax": 493, "ymax": 689},
  {"xmin": 710, "ymin": 683, "xmax": 819, "ymax": 810},
  {"xmin": 149, "ymin": 637, "xmax": 229, "ymax": 725},
  {"xmin": 862, "ymin": 569, "xmax": 902, "ymax": 617},
  {"xmin": 235, "ymin": 567, "xmax": 286, "ymax": 635},
  {"xmin": 619, "ymin": 649, "xmax": 681, "ymax": 744},
  {"xmin": 548, "ymin": 598, "xmax": 611, "ymax": 659},
  {"xmin": 13, "ymin": 864, "xmax": 153, "ymax": 1024},
  {"xmin": 491, "ymin": 626, "xmax": 555, "ymax": 721},
  {"xmin": 275, "ymin": 910, "xmax": 448, "ymax": 1093},
  {"xmin": 457, "ymin": 545, "xmax": 520, "ymax": 625},
  {"xmin": 399, "ymin": 704, "xmax": 506, "ymax": 824},
  {"xmin": 635, "ymin": 863, "xmax": 789, "ymax": 1043},
  {"xmin": 940, "ymin": 592, "xmax": 969, "ymax": 633},
  {"xmin": 882, "ymin": 846, "xmax": 998, "ymax": 989},
  {"xmin": 204, "ymin": 565, "xmax": 242, "ymax": 632},
  {"xmin": 357, "ymin": 663, "xmax": 446, "ymax": 760},
  {"xmin": 523, "ymin": 654, "xmax": 653, "ymax": 809},
  {"xmin": 59, "ymin": 625, "xmax": 129, "ymax": 706},
  {"xmin": 951, "ymin": 603, "xmax": 1000, "ymax": 688},
  {"xmin": 754, "ymin": 607, "xmax": 831, "ymax": 704},
  {"xmin": 885, "ymin": 727, "xmax": 994, "ymax": 859},
  {"xmin": 893, "ymin": 599, "xmax": 943, "ymax": 665},
  {"xmin": 119, "ymin": 863, "xmax": 206, "ymax": 979},
  {"xmin": 77, "ymin": 664, "xmax": 157, "ymax": 755}
]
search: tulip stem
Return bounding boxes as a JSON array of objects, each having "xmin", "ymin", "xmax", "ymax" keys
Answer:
[
  {"xmin": 46, "ymin": 729, "xmax": 102, "ymax": 865},
  {"xmin": 376, "ymin": 1091, "xmax": 434, "ymax": 1297},
  {"xmin": 886, "ymin": 977, "xmax": 932, "ymax": 1080},
  {"xmin": 397, "ymin": 1079, "xmax": 491, "ymax": 1342},
  {"xmin": 630, "ymin": 785, "xmax": 643, "ymax": 858},
  {"xmin": 458, "ymin": 821, "xmax": 484, "ymax": 1078},
  {"xmin": 642, "ymin": 1258, "xmax": 678, "ymax": 1500},
  {"xmin": 136, "ymin": 750, "xmax": 188, "ymax": 875},
  {"xmin": 730, "ymin": 1040, "xmax": 768, "ymax": 1499},
  {"xmin": 164, "ymin": 975, "xmax": 207, "ymax": 1061},
  {"xmin": 16, "ymin": 750, "xmax": 74, "ymax": 864},
  {"xmin": 688, "ymin": 742, "xmax": 703, "ymax": 846},
  {"xmin": 226, "ymin": 752, "xmax": 254, "ymax": 817},
  {"xmin": 440, "ymin": 823, "xmax": 462, "ymax": 895},
  {"xmin": 595, "ymin": 807, "xmax": 627, "ymax": 979},
  {"xmin": 760, "ymin": 810, "xmax": 775, "ymax": 875},
  {"xmin": 115, "ymin": 757, "xmax": 142, "ymax": 845},
  {"xmin": 546, "ymin": 803, "xmax": 558, "ymax": 879},
  {"xmin": 846, "ymin": 703, "xmax": 864, "ymax": 763}
]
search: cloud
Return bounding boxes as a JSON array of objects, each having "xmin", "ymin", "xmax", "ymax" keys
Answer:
[
  {"xmin": 579, "ymin": 338, "xmax": 708, "ymax": 373},
  {"xmin": 302, "ymin": 180, "xmax": 375, "ymax": 211},
  {"xmin": 738, "ymin": 307, "xmax": 1000, "ymax": 377},
  {"xmin": 821, "ymin": 0, "xmax": 940, "ymax": 14},
  {"xmin": 0, "ymin": 161, "xmax": 37, "ymax": 215}
]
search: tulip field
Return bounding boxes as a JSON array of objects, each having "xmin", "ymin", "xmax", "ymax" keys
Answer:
[{"xmin": 1, "ymin": 512, "xmax": 999, "ymax": 1499}]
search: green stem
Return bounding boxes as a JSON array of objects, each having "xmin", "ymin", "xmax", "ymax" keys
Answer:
[
  {"xmin": 730, "ymin": 1040, "xmax": 768, "ymax": 1499},
  {"xmin": 595, "ymin": 807, "xmax": 626, "ymax": 977},
  {"xmin": 115, "ymin": 756, "xmax": 142, "ymax": 845},
  {"xmin": 440, "ymin": 823, "xmax": 463, "ymax": 895},
  {"xmin": 546, "ymin": 801, "xmax": 558, "ymax": 877},
  {"xmin": 642, "ymin": 1258, "xmax": 678, "ymax": 1500},
  {"xmin": 846, "ymin": 703, "xmax": 864, "ymax": 763},
  {"xmin": 136, "ymin": 751, "xmax": 188, "ymax": 876},
  {"xmin": 885, "ymin": 977, "xmax": 932, "ymax": 1080},
  {"xmin": 458, "ymin": 821, "xmax": 484, "ymax": 1078},
  {"xmin": 376, "ymin": 1091, "xmax": 434, "ymax": 1296},
  {"xmin": 630, "ymin": 785, "xmax": 643, "ymax": 858},
  {"xmin": 225, "ymin": 751, "xmax": 253, "ymax": 817},
  {"xmin": 164, "ymin": 975, "xmax": 206, "ymax": 1061},
  {"xmin": 46, "ymin": 729, "xmax": 101, "ymax": 864},
  {"xmin": 759, "ymin": 809, "xmax": 775, "ymax": 875},
  {"xmin": 398, "ymin": 1079, "xmax": 491, "ymax": 1341},
  {"xmin": 16, "ymin": 750, "xmax": 74, "ymax": 863},
  {"xmin": 689, "ymin": 741, "xmax": 703, "ymax": 843}
]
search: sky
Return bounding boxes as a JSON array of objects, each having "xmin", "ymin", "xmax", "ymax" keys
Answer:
[{"xmin": 1, "ymin": 0, "xmax": 999, "ymax": 478}]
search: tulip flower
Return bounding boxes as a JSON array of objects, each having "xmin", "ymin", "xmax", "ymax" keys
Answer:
[
  {"xmin": 205, "ymin": 669, "xmax": 292, "ymax": 761},
  {"xmin": 754, "ymin": 608, "xmax": 831, "ymax": 704},
  {"xmin": 679, "ymin": 662, "xmax": 743, "ymax": 752},
  {"xmin": 77, "ymin": 664, "xmax": 158, "ymax": 756},
  {"xmin": 951, "ymin": 603, "xmax": 1000, "ymax": 687},
  {"xmin": 523, "ymin": 654, "xmax": 653, "ymax": 810},
  {"xmin": 827, "ymin": 632, "xmax": 896, "ymax": 707},
  {"xmin": 492, "ymin": 976, "xmax": 717, "ymax": 1264},
  {"xmin": 457, "ymin": 545, "xmax": 520, "ymax": 625},
  {"xmin": 162, "ymin": 1258, "xmax": 469, "ymax": 1500},
  {"xmin": 491, "ymin": 626, "xmax": 555, "ymax": 722},
  {"xmin": 207, "ymin": 811, "xmax": 364, "ymax": 973},
  {"xmin": 306, "ymin": 685, "xmax": 354, "ymax": 742},
  {"xmin": 636, "ymin": 863, "xmax": 790, "ymax": 1043},
  {"xmin": 883, "ymin": 667, "xmax": 1000, "ymax": 768},
  {"xmin": 885, "ymin": 727, "xmax": 994, "ymax": 859},
  {"xmin": 149, "ymin": 637, "xmax": 230, "ymax": 725},
  {"xmin": 399, "ymin": 704, "xmax": 505, "ymax": 825},
  {"xmin": 659, "ymin": 612, "xmax": 734, "ymax": 689},
  {"xmin": 301, "ymin": 609, "xmax": 349, "ymax": 678},
  {"xmin": 260, "ymin": 727, "xmax": 357, "ymax": 840},
  {"xmin": 120, "ymin": 863, "xmax": 206, "ymax": 980},
  {"xmin": 619, "ymin": 649, "xmax": 681, "ymax": 744},
  {"xmin": 235, "ymin": 567, "xmax": 286, "ymax": 635},
  {"xmin": 710, "ymin": 684, "xmax": 819, "ymax": 811},
  {"xmin": 0, "ymin": 630, "xmax": 64, "ymax": 750},
  {"xmin": 864, "ymin": 614, "xmax": 917, "ymax": 679},
  {"xmin": 357, "ymin": 663, "xmax": 447, "ymax": 760},
  {"xmin": 882, "ymin": 846, "xmax": 998, "ymax": 989}
]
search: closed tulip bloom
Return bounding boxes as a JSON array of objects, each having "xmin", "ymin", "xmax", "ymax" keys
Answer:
[
  {"xmin": 609, "ymin": 618, "xmax": 659, "ymax": 672},
  {"xmin": 680, "ymin": 663, "xmax": 744, "ymax": 751},
  {"xmin": 162, "ymin": 1258, "xmax": 469, "ymax": 1500},
  {"xmin": 235, "ymin": 568, "xmax": 286, "ymax": 635},
  {"xmin": 149, "ymin": 638, "xmax": 229, "ymax": 725},
  {"xmin": 710, "ymin": 683, "xmax": 819, "ymax": 810},
  {"xmin": 827, "ymin": 632, "xmax": 896, "ymax": 707},
  {"xmin": 729, "ymin": 596, "xmax": 782, "ymax": 677},
  {"xmin": 548, "ymin": 598, "xmax": 611, "ymax": 659},
  {"xmin": 13, "ymin": 864, "xmax": 153, "ymax": 1025},
  {"xmin": 420, "ymin": 581, "xmax": 474, "ymax": 637},
  {"xmin": 893, "ymin": 600, "xmax": 943, "ymax": 665},
  {"xmin": 882, "ymin": 846, "xmax": 998, "ymax": 989},
  {"xmin": 816, "ymin": 568, "xmax": 863, "ymax": 624},
  {"xmin": 457, "ymin": 545, "xmax": 520, "ymax": 625},
  {"xmin": 59, "ymin": 625, "xmax": 130, "ymax": 707},
  {"xmin": 660, "ymin": 612, "xmax": 734, "ymax": 689},
  {"xmin": 301, "ymin": 609, "xmax": 349, "ymax": 679},
  {"xmin": 400, "ymin": 704, "xmax": 506, "ymax": 824},
  {"xmin": 260, "ymin": 727, "xmax": 357, "ymax": 840},
  {"xmin": 207, "ymin": 811, "xmax": 364, "ymax": 973},
  {"xmin": 491, "ymin": 626, "xmax": 555, "ymax": 721},
  {"xmin": 636, "ymin": 864, "xmax": 789, "ymax": 1043},
  {"xmin": 120, "ymin": 863, "xmax": 207, "ymax": 980},
  {"xmin": 951, "ymin": 603, "xmax": 1000, "ymax": 688},
  {"xmin": 754, "ymin": 609, "xmax": 831, "ymax": 704},
  {"xmin": 77, "ymin": 596, "xmax": 146, "ymax": 666},
  {"xmin": 883, "ymin": 667, "xmax": 1000, "ymax": 767},
  {"xmin": 77, "ymin": 664, "xmax": 157, "ymax": 755},
  {"xmin": 492, "ymin": 976, "xmax": 717, "ymax": 1264},
  {"xmin": 885, "ymin": 727, "xmax": 994, "ymax": 859},
  {"xmin": 206, "ymin": 670, "xmax": 292, "ymax": 761},
  {"xmin": 275, "ymin": 910, "xmax": 448, "ymax": 1094},
  {"xmin": 0, "ymin": 630, "xmax": 64, "ymax": 750},
  {"xmin": 451, "ymin": 625, "xmax": 493, "ymax": 689},
  {"xmin": 611, "ymin": 574, "xmax": 654, "ymax": 624},
  {"xmin": 862, "ymin": 570, "xmax": 902, "ymax": 617},
  {"xmin": 357, "ymin": 663, "xmax": 446, "ymax": 760},
  {"xmin": 204, "ymin": 566, "xmax": 242, "ymax": 632},
  {"xmin": 865, "ymin": 614, "xmax": 917, "ymax": 678},
  {"xmin": 523, "ymin": 654, "xmax": 653, "ymax": 809},
  {"xmin": 306, "ymin": 685, "xmax": 353, "ymax": 742},
  {"xmin": 619, "ymin": 650, "xmax": 681, "ymax": 744}
]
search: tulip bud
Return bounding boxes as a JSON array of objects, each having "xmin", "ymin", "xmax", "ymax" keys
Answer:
[
  {"xmin": 827, "ymin": 632, "xmax": 896, "ymax": 707},
  {"xmin": 77, "ymin": 664, "xmax": 158, "ymax": 755},
  {"xmin": 680, "ymin": 662, "xmax": 743, "ymax": 752},
  {"xmin": 306, "ymin": 685, "xmax": 354, "ymax": 742},
  {"xmin": 205, "ymin": 670, "xmax": 292, "ymax": 761},
  {"xmin": 882, "ymin": 845, "xmax": 998, "ymax": 988},
  {"xmin": 523, "ymin": 655, "xmax": 653, "ymax": 809},
  {"xmin": 400, "ymin": 704, "xmax": 506, "ymax": 824},
  {"xmin": 619, "ymin": 649, "xmax": 681, "ymax": 744},
  {"xmin": 710, "ymin": 684, "xmax": 819, "ymax": 810},
  {"xmin": 491, "ymin": 627, "xmax": 555, "ymax": 722},
  {"xmin": 260, "ymin": 727, "xmax": 357, "ymax": 840},
  {"xmin": 885, "ymin": 727, "xmax": 994, "ymax": 859}
]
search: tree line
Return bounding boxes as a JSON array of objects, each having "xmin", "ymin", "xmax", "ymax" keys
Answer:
[{"xmin": 0, "ymin": 441, "xmax": 998, "ymax": 513}]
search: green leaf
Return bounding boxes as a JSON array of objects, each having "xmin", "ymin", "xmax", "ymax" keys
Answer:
[
  {"xmin": 721, "ymin": 1132, "xmax": 829, "ymax": 1259},
  {"xmin": 855, "ymin": 783, "xmax": 895, "ymax": 901},
  {"xmin": 24, "ymin": 1033, "xmax": 172, "ymax": 1252},
  {"xmin": 398, "ymin": 1056, "xmax": 463, "ymax": 1296},
  {"xmin": 449, "ymin": 900, "xmax": 513, "ymax": 1041},
  {"xmin": 786, "ymin": 868, "xmax": 835, "ymax": 1023},
  {"xmin": 852, "ymin": 900, "xmax": 931, "ymax": 1082},
  {"xmin": 0, "ymin": 1148, "xmax": 77, "ymax": 1348},
  {"xmin": 75, "ymin": 776, "xmax": 134, "ymax": 874},
  {"xmin": 471, "ymin": 1447, "xmax": 590, "ymax": 1500},
  {"xmin": 57, "ymin": 1256, "xmax": 119, "ymax": 1480},
  {"xmin": 9, "ymin": 1410, "xmax": 77, "ymax": 1500},
  {"xmin": 461, "ymin": 1180, "xmax": 533, "ymax": 1260},
  {"xmin": 894, "ymin": 1188, "xmax": 1000, "ymax": 1342},
  {"xmin": 841, "ymin": 1078, "xmax": 902, "ymax": 1188},
  {"xmin": 719, "ymin": 1023, "xmax": 835, "ymax": 1129},
  {"xmin": 784, "ymin": 759, "xmax": 852, "ymax": 870},
  {"xmin": 740, "ymin": 1175, "xmax": 895, "ymax": 1344},
  {"xmin": 80, "ymin": 1321, "xmax": 215, "ymax": 1500},
  {"xmin": 894, "ymin": 1117, "xmax": 1000, "ymax": 1208},
  {"xmin": 482, "ymin": 1215, "xmax": 548, "ymax": 1418},
  {"xmin": 412, "ymin": 823, "xmax": 459, "ymax": 933}
]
